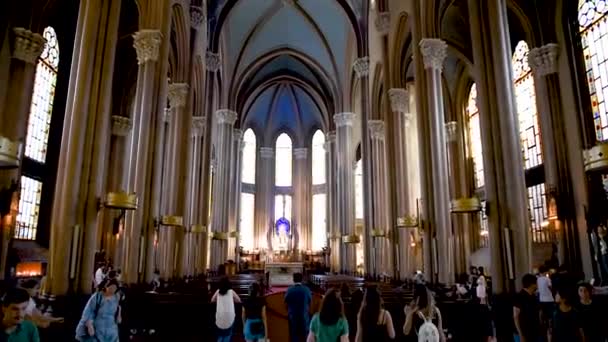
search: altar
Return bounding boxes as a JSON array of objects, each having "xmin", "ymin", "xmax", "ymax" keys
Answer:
[{"xmin": 265, "ymin": 262, "xmax": 304, "ymax": 287}]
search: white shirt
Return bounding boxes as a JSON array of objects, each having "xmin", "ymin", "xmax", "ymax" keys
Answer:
[
  {"xmin": 25, "ymin": 298, "xmax": 36, "ymax": 316},
  {"xmin": 215, "ymin": 290, "xmax": 236, "ymax": 329},
  {"xmin": 537, "ymin": 275, "xmax": 553, "ymax": 302},
  {"xmin": 94, "ymin": 268, "xmax": 105, "ymax": 286}
]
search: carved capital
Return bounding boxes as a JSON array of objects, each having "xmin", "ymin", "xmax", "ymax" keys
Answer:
[
  {"xmin": 190, "ymin": 6, "xmax": 206, "ymax": 31},
  {"xmin": 334, "ymin": 112, "xmax": 357, "ymax": 127},
  {"xmin": 205, "ymin": 51, "xmax": 221, "ymax": 72},
  {"xmin": 375, "ymin": 12, "xmax": 391, "ymax": 35},
  {"xmin": 233, "ymin": 129, "xmax": 243, "ymax": 142},
  {"xmin": 529, "ymin": 43, "xmax": 559, "ymax": 77},
  {"xmin": 111, "ymin": 116, "xmax": 132, "ymax": 136},
  {"xmin": 260, "ymin": 147, "xmax": 274, "ymax": 159},
  {"xmin": 12, "ymin": 28, "xmax": 46, "ymax": 64},
  {"xmin": 168, "ymin": 83, "xmax": 189, "ymax": 109},
  {"xmin": 352, "ymin": 57, "xmax": 370, "ymax": 78},
  {"xmin": 445, "ymin": 121, "xmax": 458, "ymax": 143},
  {"xmin": 293, "ymin": 148, "xmax": 308, "ymax": 160},
  {"xmin": 368, "ymin": 120, "xmax": 386, "ymax": 140},
  {"xmin": 191, "ymin": 116, "xmax": 206, "ymax": 137},
  {"xmin": 388, "ymin": 88, "xmax": 408, "ymax": 113},
  {"xmin": 133, "ymin": 30, "xmax": 162, "ymax": 65},
  {"xmin": 215, "ymin": 109, "xmax": 237, "ymax": 125},
  {"xmin": 327, "ymin": 131, "xmax": 336, "ymax": 142},
  {"xmin": 419, "ymin": 38, "xmax": 447, "ymax": 71}
]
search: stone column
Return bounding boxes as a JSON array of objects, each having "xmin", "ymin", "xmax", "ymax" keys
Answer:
[
  {"xmin": 293, "ymin": 148, "xmax": 308, "ymax": 251},
  {"xmin": 324, "ymin": 133, "xmax": 339, "ymax": 272},
  {"xmin": 529, "ymin": 44, "xmax": 580, "ymax": 269},
  {"xmin": 256, "ymin": 147, "xmax": 274, "ymax": 250},
  {"xmin": 47, "ymin": 0, "xmax": 122, "ymax": 294},
  {"xmin": 334, "ymin": 113, "xmax": 357, "ymax": 273},
  {"xmin": 210, "ymin": 109, "xmax": 237, "ymax": 269},
  {"xmin": 468, "ymin": 0, "xmax": 532, "ymax": 293},
  {"xmin": 227, "ymin": 129, "xmax": 243, "ymax": 261},
  {"xmin": 419, "ymin": 38, "xmax": 453, "ymax": 284},
  {"xmin": 0, "ymin": 28, "xmax": 45, "ymax": 278}
]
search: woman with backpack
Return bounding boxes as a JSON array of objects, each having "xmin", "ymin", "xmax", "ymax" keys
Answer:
[
  {"xmin": 211, "ymin": 277, "xmax": 241, "ymax": 342},
  {"xmin": 403, "ymin": 284, "xmax": 446, "ymax": 342},
  {"xmin": 355, "ymin": 286, "xmax": 395, "ymax": 341},
  {"xmin": 307, "ymin": 288, "xmax": 349, "ymax": 342},
  {"xmin": 75, "ymin": 278, "xmax": 121, "ymax": 342},
  {"xmin": 242, "ymin": 282, "xmax": 267, "ymax": 342}
]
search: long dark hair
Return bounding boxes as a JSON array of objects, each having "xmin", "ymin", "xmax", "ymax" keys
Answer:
[
  {"xmin": 319, "ymin": 288, "xmax": 344, "ymax": 326},
  {"xmin": 249, "ymin": 282, "xmax": 261, "ymax": 299},
  {"xmin": 218, "ymin": 277, "xmax": 231, "ymax": 295},
  {"xmin": 413, "ymin": 284, "xmax": 431, "ymax": 310},
  {"xmin": 359, "ymin": 286, "xmax": 382, "ymax": 338}
]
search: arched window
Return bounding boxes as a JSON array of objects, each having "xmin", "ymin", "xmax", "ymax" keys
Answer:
[
  {"xmin": 512, "ymin": 40, "xmax": 550, "ymax": 243},
  {"xmin": 274, "ymin": 194, "xmax": 292, "ymax": 223},
  {"xmin": 311, "ymin": 130, "xmax": 327, "ymax": 251},
  {"xmin": 355, "ymin": 159, "xmax": 363, "ymax": 219},
  {"xmin": 239, "ymin": 129, "xmax": 256, "ymax": 251},
  {"xmin": 275, "ymin": 133, "xmax": 292, "ymax": 186},
  {"xmin": 579, "ymin": 0, "xmax": 608, "ymax": 141},
  {"xmin": 16, "ymin": 26, "xmax": 59, "ymax": 240}
]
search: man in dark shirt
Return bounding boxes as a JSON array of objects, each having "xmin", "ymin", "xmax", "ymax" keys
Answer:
[
  {"xmin": 513, "ymin": 273, "xmax": 542, "ymax": 342},
  {"xmin": 284, "ymin": 273, "xmax": 312, "ymax": 342}
]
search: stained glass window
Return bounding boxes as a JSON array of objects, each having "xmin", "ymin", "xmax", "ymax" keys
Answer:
[
  {"xmin": 274, "ymin": 194, "xmax": 292, "ymax": 223},
  {"xmin": 467, "ymin": 84, "xmax": 485, "ymax": 188},
  {"xmin": 527, "ymin": 183, "xmax": 550, "ymax": 243},
  {"xmin": 275, "ymin": 133, "xmax": 292, "ymax": 186},
  {"xmin": 479, "ymin": 200, "xmax": 489, "ymax": 248},
  {"xmin": 239, "ymin": 193, "xmax": 255, "ymax": 251},
  {"xmin": 312, "ymin": 130, "xmax": 326, "ymax": 185},
  {"xmin": 512, "ymin": 40, "xmax": 543, "ymax": 169},
  {"xmin": 355, "ymin": 160, "xmax": 363, "ymax": 219},
  {"xmin": 579, "ymin": 0, "xmax": 608, "ymax": 141},
  {"xmin": 242, "ymin": 129, "xmax": 256, "ymax": 184},
  {"xmin": 15, "ymin": 176, "xmax": 42, "ymax": 240},
  {"xmin": 25, "ymin": 27, "xmax": 59, "ymax": 163},
  {"xmin": 312, "ymin": 194, "xmax": 327, "ymax": 251}
]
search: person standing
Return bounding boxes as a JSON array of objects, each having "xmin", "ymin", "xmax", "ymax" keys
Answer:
[
  {"xmin": 242, "ymin": 283, "xmax": 267, "ymax": 342},
  {"xmin": 513, "ymin": 274, "xmax": 541, "ymax": 342},
  {"xmin": 94, "ymin": 264, "xmax": 108, "ymax": 288},
  {"xmin": 285, "ymin": 273, "xmax": 312, "ymax": 342},
  {"xmin": 75, "ymin": 279, "xmax": 121, "ymax": 342},
  {"xmin": 307, "ymin": 288, "xmax": 349, "ymax": 342},
  {"xmin": 212, "ymin": 277, "xmax": 241, "ymax": 342},
  {"xmin": 403, "ymin": 284, "xmax": 446, "ymax": 342},
  {"xmin": 548, "ymin": 287, "xmax": 585, "ymax": 342},
  {"xmin": 355, "ymin": 286, "xmax": 395, "ymax": 342},
  {"xmin": 576, "ymin": 282, "xmax": 606, "ymax": 342},
  {"xmin": 0, "ymin": 288, "xmax": 40, "ymax": 341},
  {"xmin": 477, "ymin": 267, "xmax": 488, "ymax": 305},
  {"xmin": 537, "ymin": 266, "xmax": 554, "ymax": 330}
]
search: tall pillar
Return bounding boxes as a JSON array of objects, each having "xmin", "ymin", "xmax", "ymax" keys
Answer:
[
  {"xmin": 334, "ymin": 113, "xmax": 357, "ymax": 273},
  {"xmin": 294, "ymin": 148, "xmax": 309, "ymax": 251},
  {"xmin": 227, "ymin": 129, "xmax": 243, "ymax": 261},
  {"xmin": 0, "ymin": 28, "xmax": 45, "ymax": 278},
  {"xmin": 419, "ymin": 38, "xmax": 454, "ymax": 284},
  {"xmin": 325, "ymin": 133, "xmax": 339, "ymax": 272},
  {"xmin": 256, "ymin": 147, "xmax": 274, "ymax": 250},
  {"xmin": 389, "ymin": 88, "xmax": 415, "ymax": 279},
  {"xmin": 468, "ymin": 0, "xmax": 532, "ymax": 292},
  {"xmin": 529, "ymin": 44, "xmax": 581, "ymax": 270},
  {"xmin": 209, "ymin": 109, "xmax": 237, "ymax": 269}
]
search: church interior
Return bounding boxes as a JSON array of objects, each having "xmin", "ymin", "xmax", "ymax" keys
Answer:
[{"xmin": 1, "ymin": 0, "xmax": 608, "ymax": 340}]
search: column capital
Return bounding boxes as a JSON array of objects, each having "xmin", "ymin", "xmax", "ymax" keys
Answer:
[
  {"xmin": 205, "ymin": 51, "xmax": 221, "ymax": 72},
  {"xmin": 445, "ymin": 121, "xmax": 458, "ymax": 142},
  {"xmin": 388, "ymin": 88, "xmax": 409, "ymax": 113},
  {"xmin": 294, "ymin": 148, "xmax": 308, "ymax": 160},
  {"xmin": 233, "ymin": 129, "xmax": 243, "ymax": 141},
  {"xmin": 352, "ymin": 57, "xmax": 370, "ymax": 78},
  {"xmin": 191, "ymin": 116, "xmax": 206, "ymax": 137},
  {"xmin": 133, "ymin": 29, "xmax": 162, "ymax": 65},
  {"xmin": 327, "ymin": 131, "xmax": 336, "ymax": 142},
  {"xmin": 215, "ymin": 109, "xmax": 237, "ymax": 125},
  {"xmin": 168, "ymin": 83, "xmax": 189, "ymax": 109},
  {"xmin": 368, "ymin": 120, "xmax": 386, "ymax": 140},
  {"xmin": 334, "ymin": 112, "xmax": 357, "ymax": 127},
  {"xmin": 529, "ymin": 43, "xmax": 560, "ymax": 77},
  {"xmin": 111, "ymin": 116, "xmax": 132, "ymax": 136},
  {"xmin": 419, "ymin": 38, "xmax": 447, "ymax": 71},
  {"xmin": 375, "ymin": 12, "xmax": 391, "ymax": 36},
  {"xmin": 260, "ymin": 147, "xmax": 274, "ymax": 159},
  {"xmin": 12, "ymin": 28, "xmax": 46, "ymax": 64},
  {"xmin": 190, "ymin": 5, "xmax": 206, "ymax": 31}
]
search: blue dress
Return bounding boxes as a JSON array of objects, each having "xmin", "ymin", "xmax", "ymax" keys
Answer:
[{"xmin": 75, "ymin": 292, "xmax": 120, "ymax": 342}]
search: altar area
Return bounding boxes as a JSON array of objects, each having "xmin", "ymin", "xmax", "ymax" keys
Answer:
[{"xmin": 265, "ymin": 261, "xmax": 304, "ymax": 286}]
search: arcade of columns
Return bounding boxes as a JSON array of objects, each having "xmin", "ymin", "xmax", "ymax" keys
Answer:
[{"xmin": 0, "ymin": 0, "xmax": 598, "ymax": 296}]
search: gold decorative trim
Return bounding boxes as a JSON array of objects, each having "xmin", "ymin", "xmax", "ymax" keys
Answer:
[
  {"xmin": 450, "ymin": 197, "xmax": 482, "ymax": 213},
  {"xmin": 371, "ymin": 229, "xmax": 386, "ymax": 238},
  {"xmin": 0, "ymin": 136, "xmax": 21, "ymax": 169},
  {"xmin": 397, "ymin": 215, "xmax": 419, "ymax": 228},
  {"xmin": 210, "ymin": 231, "xmax": 228, "ymax": 240},
  {"xmin": 229, "ymin": 231, "xmax": 239, "ymax": 238},
  {"xmin": 160, "ymin": 215, "xmax": 183, "ymax": 227},
  {"xmin": 191, "ymin": 224, "xmax": 206, "ymax": 233},
  {"xmin": 342, "ymin": 234, "xmax": 361, "ymax": 244},
  {"xmin": 583, "ymin": 144, "xmax": 608, "ymax": 172},
  {"xmin": 328, "ymin": 234, "xmax": 341, "ymax": 240},
  {"xmin": 104, "ymin": 191, "xmax": 138, "ymax": 210}
]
